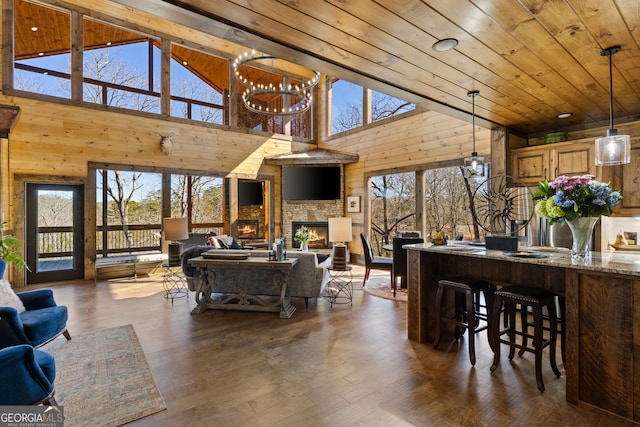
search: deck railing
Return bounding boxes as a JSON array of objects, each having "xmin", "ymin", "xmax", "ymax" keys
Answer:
[{"xmin": 37, "ymin": 223, "xmax": 224, "ymax": 259}]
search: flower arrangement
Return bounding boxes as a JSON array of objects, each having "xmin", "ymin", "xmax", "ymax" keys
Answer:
[
  {"xmin": 533, "ymin": 175, "xmax": 622, "ymax": 225},
  {"xmin": 294, "ymin": 226, "xmax": 313, "ymax": 243}
]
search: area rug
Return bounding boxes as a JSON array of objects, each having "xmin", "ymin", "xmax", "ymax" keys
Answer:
[
  {"xmin": 362, "ymin": 281, "xmax": 408, "ymax": 302},
  {"xmin": 43, "ymin": 324, "xmax": 166, "ymax": 427}
]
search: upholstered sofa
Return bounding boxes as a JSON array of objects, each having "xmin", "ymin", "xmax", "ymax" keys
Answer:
[{"xmin": 181, "ymin": 247, "xmax": 331, "ymax": 306}]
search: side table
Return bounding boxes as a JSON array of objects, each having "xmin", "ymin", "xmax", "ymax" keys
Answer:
[
  {"xmin": 324, "ymin": 266, "xmax": 353, "ymax": 308},
  {"xmin": 162, "ymin": 263, "xmax": 188, "ymax": 303}
]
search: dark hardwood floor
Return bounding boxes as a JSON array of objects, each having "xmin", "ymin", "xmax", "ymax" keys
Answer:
[{"xmin": 41, "ymin": 266, "xmax": 633, "ymax": 426}]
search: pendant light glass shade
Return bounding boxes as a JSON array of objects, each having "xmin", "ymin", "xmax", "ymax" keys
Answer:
[
  {"xmin": 595, "ymin": 46, "xmax": 631, "ymax": 166},
  {"xmin": 595, "ymin": 130, "xmax": 631, "ymax": 166},
  {"xmin": 464, "ymin": 90, "xmax": 484, "ymax": 175}
]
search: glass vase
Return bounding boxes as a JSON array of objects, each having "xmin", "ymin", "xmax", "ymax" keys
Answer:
[
  {"xmin": 300, "ymin": 241, "xmax": 309, "ymax": 252},
  {"xmin": 566, "ymin": 217, "xmax": 599, "ymax": 262}
]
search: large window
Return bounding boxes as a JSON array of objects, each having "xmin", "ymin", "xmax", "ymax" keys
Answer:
[
  {"xmin": 13, "ymin": 0, "xmax": 71, "ymax": 97},
  {"xmin": 83, "ymin": 18, "xmax": 160, "ymax": 112},
  {"xmin": 368, "ymin": 167, "xmax": 484, "ymax": 254},
  {"xmin": 331, "ymin": 79, "xmax": 363, "ymax": 134},
  {"xmin": 96, "ymin": 170, "xmax": 162, "ymax": 256},
  {"xmin": 170, "ymin": 44, "xmax": 226, "ymax": 124},
  {"xmin": 370, "ymin": 172, "xmax": 416, "ymax": 254},
  {"xmin": 331, "ymin": 79, "xmax": 416, "ymax": 135},
  {"xmin": 170, "ymin": 175, "xmax": 224, "ymax": 230}
]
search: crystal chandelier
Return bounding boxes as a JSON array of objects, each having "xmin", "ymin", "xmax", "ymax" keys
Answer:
[{"xmin": 232, "ymin": 50, "xmax": 320, "ymax": 115}]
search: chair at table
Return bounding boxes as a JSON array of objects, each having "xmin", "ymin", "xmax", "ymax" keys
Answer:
[
  {"xmin": 391, "ymin": 237, "xmax": 424, "ymax": 297},
  {"xmin": 0, "ymin": 344, "xmax": 57, "ymax": 405},
  {"xmin": 360, "ymin": 233, "xmax": 392, "ymax": 287},
  {"xmin": 0, "ymin": 288, "xmax": 71, "ymax": 350}
]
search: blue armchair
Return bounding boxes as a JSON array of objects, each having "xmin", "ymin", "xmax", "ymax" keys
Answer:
[
  {"xmin": 0, "ymin": 288, "xmax": 71, "ymax": 350},
  {"xmin": 0, "ymin": 344, "xmax": 57, "ymax": 405}
]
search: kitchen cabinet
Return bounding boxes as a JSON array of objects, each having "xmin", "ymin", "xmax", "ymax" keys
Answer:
[
  {"xmin": 510, "ymin": 140, "xmax": 596, "ymax": 185},
  {"xmin": 604, "ymin": 143, "xmax": 640, "ymax": 215}
]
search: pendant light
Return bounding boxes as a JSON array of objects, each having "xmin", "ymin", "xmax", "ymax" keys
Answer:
[
  {"xmin": 595, "ymin": 46, "xmax": 631, "ymax": 166},
  {"xmin": 464, "ymin": 90, "xmax": 484, "ymax": 175}
]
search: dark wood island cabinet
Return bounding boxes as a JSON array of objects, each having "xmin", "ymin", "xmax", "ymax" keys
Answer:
[{"xmin": 406, "ymin": 243, "xmax": 640, "ymax": 424}]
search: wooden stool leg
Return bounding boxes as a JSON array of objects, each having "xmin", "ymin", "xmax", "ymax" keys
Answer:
[
  {"xmin": 518, "ymin": 305, "xmax": 528, "ymax": 357},
  {"xmin": 465, "ymin": 289, "xmax": 476, "ymax": 366},
  {"xmin": 533, "ymin": 303, "xmax": 545, "ymax": 392},
  {"xmin": 548, "ymin": 300, "xmax": 561, "ymax": 378},
  {"xmin": 433, "ymin": 284, "xmax": 445, "ymax": 349},
  {"xmin": 484, "ymin": 287, "xmax": 496, "ymax": 353},
  {"xmin": 507, "ymin": 302, "xmax": 517, "ymax": 360},
  {"xmin": 490, "ymin": 294, "xmax": 502, "ymax": 372}
]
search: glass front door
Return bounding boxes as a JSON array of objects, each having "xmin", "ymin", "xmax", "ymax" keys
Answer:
[{"xmin": 26, "ymin": 183, "xmax": 84, "ymax": 284}]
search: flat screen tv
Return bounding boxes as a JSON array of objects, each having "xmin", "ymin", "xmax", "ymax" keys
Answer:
[
  {"xmin": 283, "ymin": 166, "xmax": 341, "ymax": 200},
  {"xmin": 238, "ymin": 181, "xmax": 264, "ymax": 206}
]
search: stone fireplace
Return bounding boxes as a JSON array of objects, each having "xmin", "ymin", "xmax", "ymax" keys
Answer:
[{"xmin": 292, "ymin": 221, "xmax": 330, "ymax": 249}]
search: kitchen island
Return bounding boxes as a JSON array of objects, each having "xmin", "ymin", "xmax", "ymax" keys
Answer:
[{"xmin": 406, "ymin": 243, "xmax": 640, "ymax": 424}]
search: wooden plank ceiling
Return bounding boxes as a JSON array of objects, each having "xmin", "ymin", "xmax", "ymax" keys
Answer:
[{"xmin": 153, "ymin": 0, "xmax": 640, "ymax": 137}]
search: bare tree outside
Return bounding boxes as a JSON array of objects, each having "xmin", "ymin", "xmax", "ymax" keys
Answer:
[
  {"xmin": 104, "ymin": 171, "xmax": 143, "ymax": 249},
  {"xmin": 370, "ymin": 167, "xmax": 483, "ymax": 255},
  {"xmin": 83, "ymin": 49, "xmax": 159, "ymax": 111},
  {"xmin": 171, "ymin": 175, "xmax": 223, "ymax": 224},
  {"xmin": 171, "ymin": 78, "xmax": 224, "ymax": 123},
  {"xmin": 370, "ymin": 172, "xmax": 416, "ymax": 253}
]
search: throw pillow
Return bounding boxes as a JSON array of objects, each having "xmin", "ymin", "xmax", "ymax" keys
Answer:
[
  {"xmin": 0, "ymin": 279, "xmax": 26, "ymax": 313},
  {"xmin": 216, "ymin": 235, "xmax": 241, "ymax": 249},
  {"xmin": 316, "ymin": 253, "xmax": 330, "ymax": 264},
  {"xmin": 208, "ymin": 236, "xmax": 222, "ymax": 248}
]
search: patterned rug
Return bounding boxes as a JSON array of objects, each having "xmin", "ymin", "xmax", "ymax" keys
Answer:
[
  {"xmin": 362, "ymin": 281, "xmax": 408, "ymax": 301},
  {"xmin": 43, "ymin": 324, "xmax": 166, "ymax": 427}
]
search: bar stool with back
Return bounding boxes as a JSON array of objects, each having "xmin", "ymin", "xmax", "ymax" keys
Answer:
[{"xmin": 433, "ymin": 277, "xmax": 496, "ymax": 366}]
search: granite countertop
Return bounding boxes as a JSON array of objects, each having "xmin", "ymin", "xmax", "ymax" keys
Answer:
[{"xmin": 404, "ymin": 242, "xmax": 640, "ymax": 277}]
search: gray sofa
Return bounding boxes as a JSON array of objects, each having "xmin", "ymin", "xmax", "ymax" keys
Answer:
[{"xmin": 181, "ymin": 248, "xmax": 331, "ymax": 307}]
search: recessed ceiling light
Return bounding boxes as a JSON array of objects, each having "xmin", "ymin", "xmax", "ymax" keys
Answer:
[
  {"xmin": 31, "ymin": 26, "xmax": 38, "ymax": 32},
  {"xmin": 432, "ymin": 38, "xmax": 458, "ymax": 52},
  {"xmin": 38, "ymin": 52, "xmax": 43, "ymax": 56},
  {"xmin": 106, "ymin": 42, "xmax": 112, "ymax": 46},
  {"xmin": 557, "ymin": 112, "xmax": 573, "ymax": 119},
  {"xmin": 183, "ymin": 61, "xmax": 188, "ymax": 66}
]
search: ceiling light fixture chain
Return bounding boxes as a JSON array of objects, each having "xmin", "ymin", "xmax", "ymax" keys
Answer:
[
  {"xmin": 232, "ymin": 49, "xmax": 320, "ymax": 115},
  {"xmin": 595, "ymin": 45, "xmax": 630, "ymax": 166}
]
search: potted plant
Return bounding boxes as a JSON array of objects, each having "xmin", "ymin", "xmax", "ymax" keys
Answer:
[
  {"xmin": 294, "ymin": 226, "xmax": 313, "ymax": 252},
  {"xmin": 0, "ymin": 221, "xmax": 27, "ymax": 277}
]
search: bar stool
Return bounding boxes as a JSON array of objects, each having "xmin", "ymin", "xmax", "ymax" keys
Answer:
[
  {"xmin": 490, "ymin": 286, "xmax": 561, "ymax": 392},
  {"xmin": 433, "ymin": 277, "xmax": 495, "ymax": 366},
  {"xmin": 519, "ymin": 295, "xmax": 566, "ymax": 368}
]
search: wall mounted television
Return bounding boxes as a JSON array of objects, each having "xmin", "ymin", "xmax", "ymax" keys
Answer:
[
  {"xmin": 238, "ymin": 181, "xmax": 264, "ymax": 206},
  {"xmin": 283, "ymin": 166, "xmax": 341, "ymax": 200}
]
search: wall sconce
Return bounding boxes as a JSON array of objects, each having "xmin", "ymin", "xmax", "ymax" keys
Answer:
[{"xmin": 328, "ymin": 217, "xmax": 352, "ymax": 270}]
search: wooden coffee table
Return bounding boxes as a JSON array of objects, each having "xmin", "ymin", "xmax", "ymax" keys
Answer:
[{"xmin": 188, "ymin": 256, "xmax": 298, "ymax": 318}]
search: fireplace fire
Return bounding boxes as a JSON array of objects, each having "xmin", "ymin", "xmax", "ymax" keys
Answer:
[
  {"xmin": 292, "ymin": 221, "xmax": 330, "ymax": 249},
  {"xmin": 237, "ymin": 220, "xmax": 260, "ymax": 239}
]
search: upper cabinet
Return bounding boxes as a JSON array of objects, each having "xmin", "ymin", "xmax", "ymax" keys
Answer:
[{"xmin": 510, "ymin": 140, "xmax": 596, "ymax": 186}]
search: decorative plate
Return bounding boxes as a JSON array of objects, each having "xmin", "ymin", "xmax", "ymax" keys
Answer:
[{"xmin": 502, "ymin": 251, "xmax": 548, "ymax": 258}]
